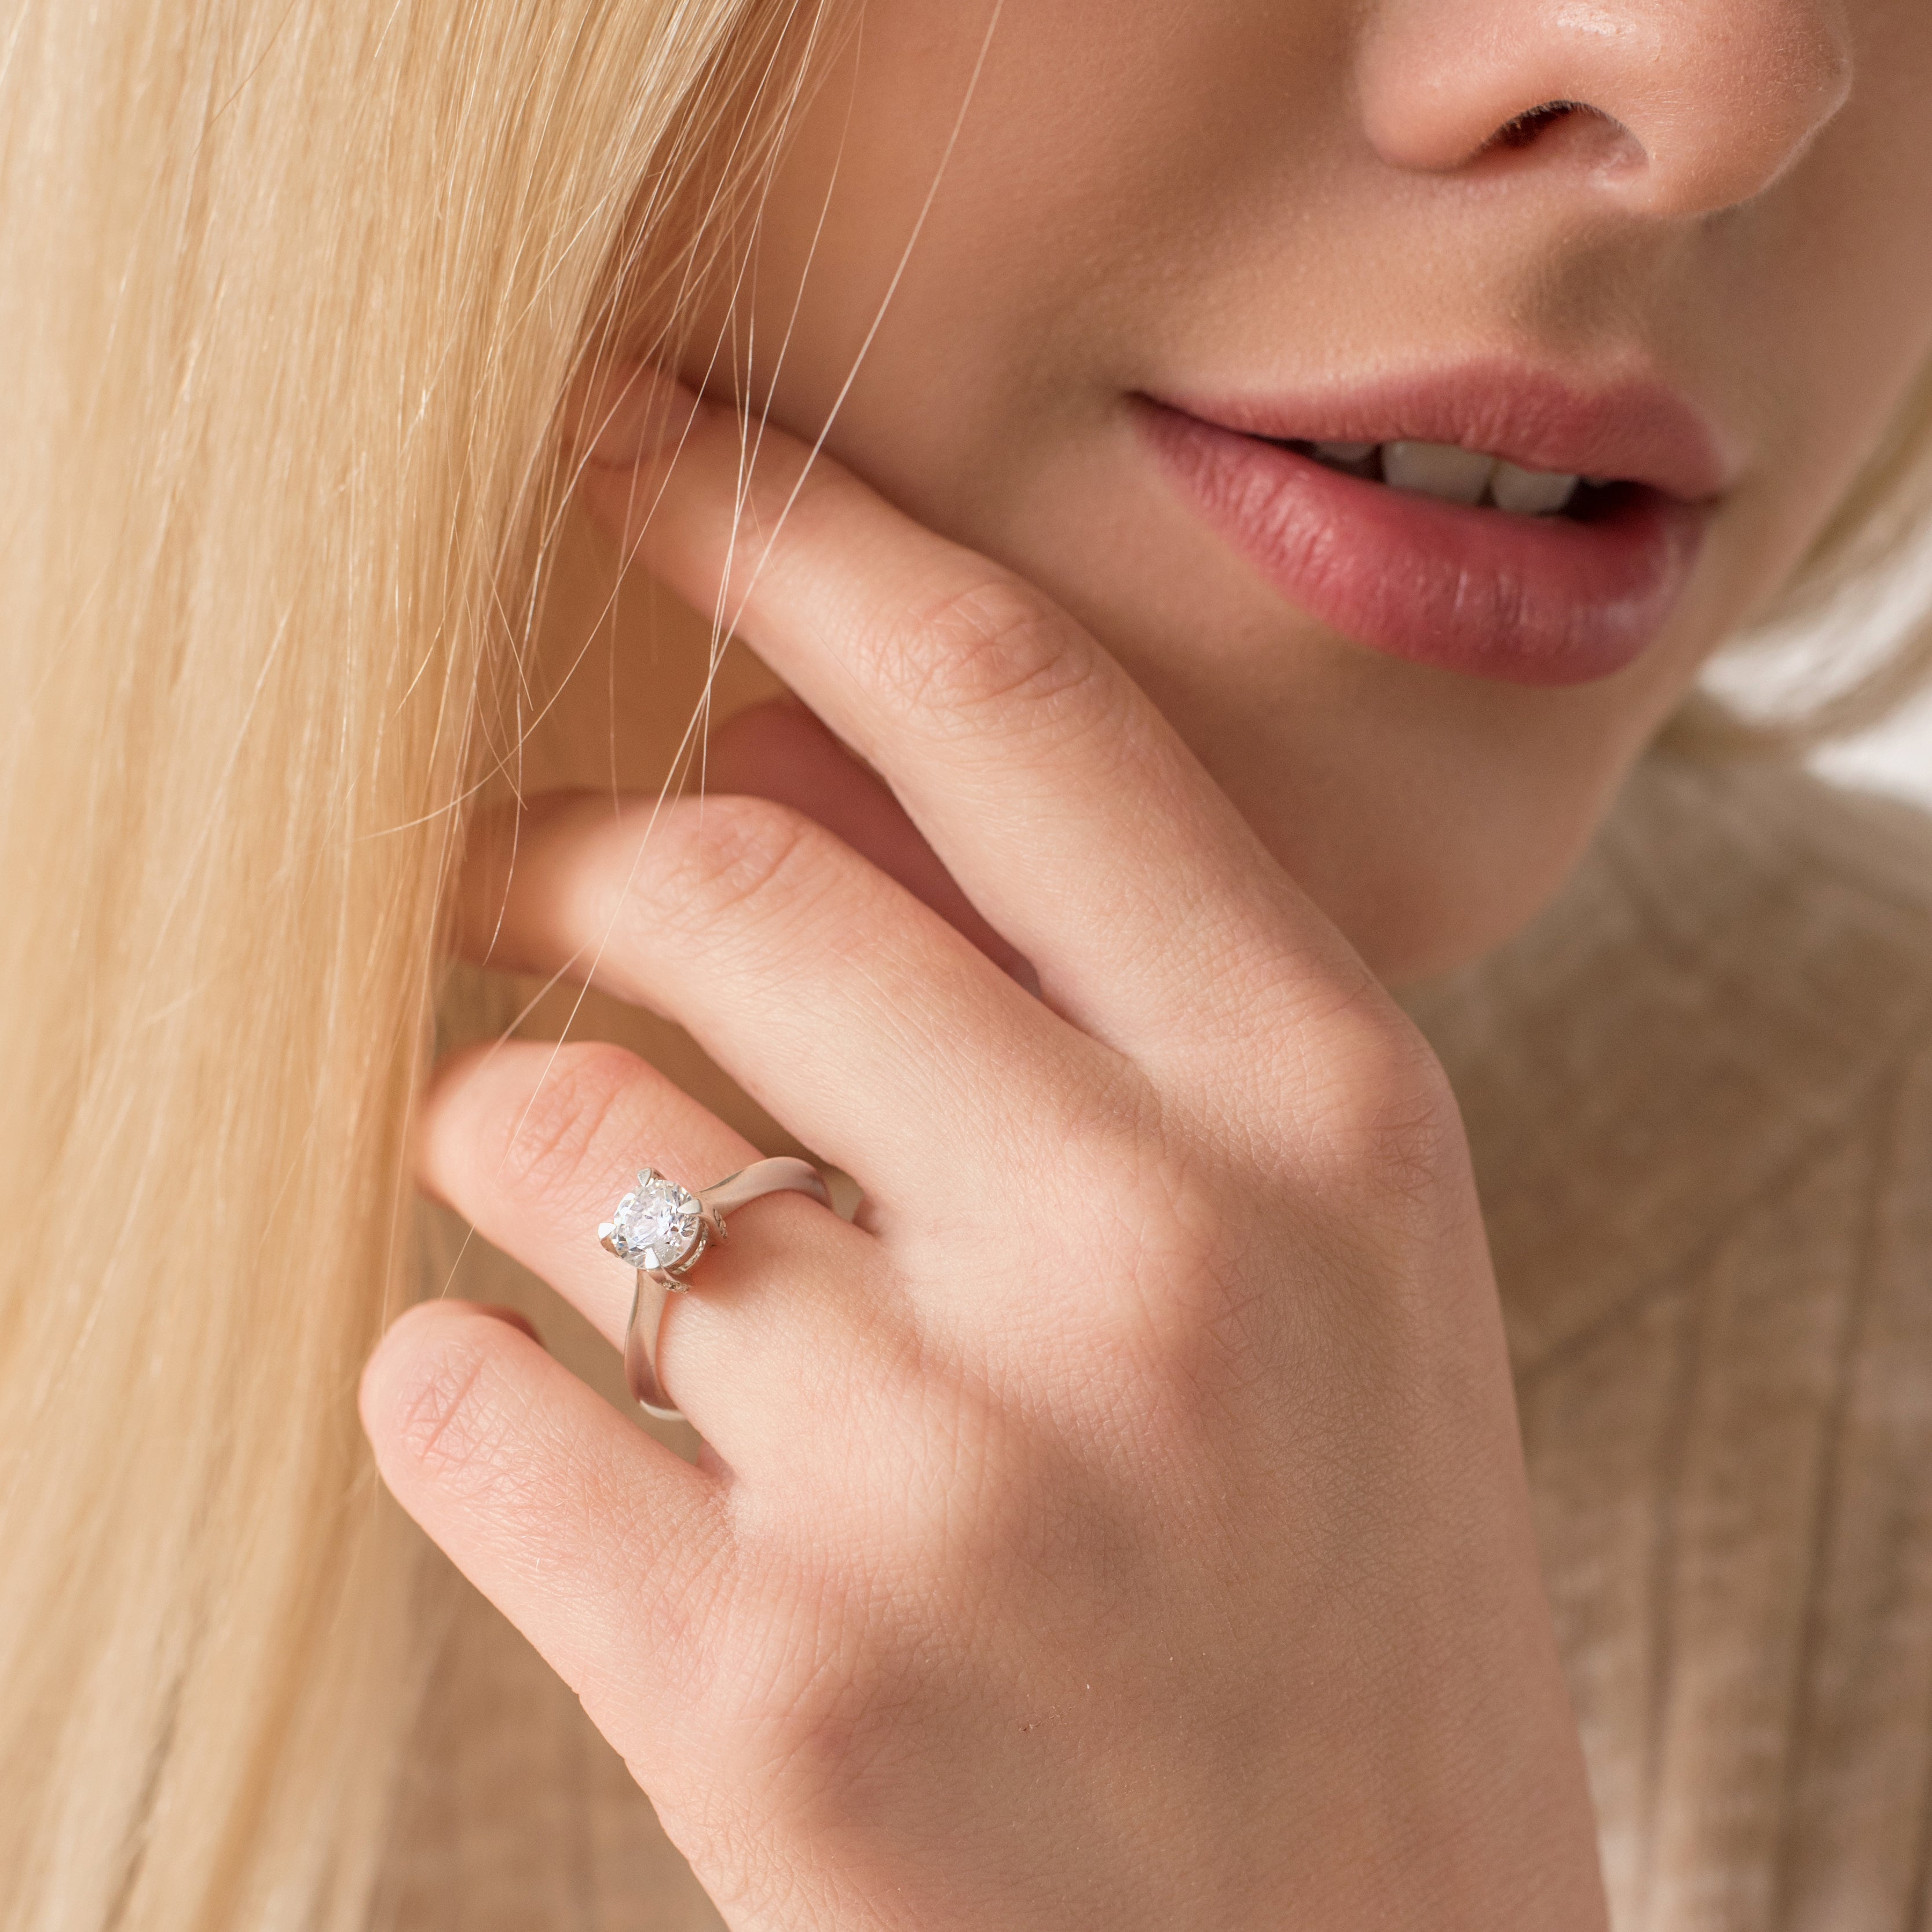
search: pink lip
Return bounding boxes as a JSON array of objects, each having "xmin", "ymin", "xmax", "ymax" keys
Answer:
[{"xmin": 1137, "ymin": 369, "xmax": 1730, "ymax": 686}]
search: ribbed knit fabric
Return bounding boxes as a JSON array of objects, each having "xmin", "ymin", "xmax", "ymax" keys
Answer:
[{"xmin": 374, "ymin": 753, "xmax": 1932, "ymax": 1931}]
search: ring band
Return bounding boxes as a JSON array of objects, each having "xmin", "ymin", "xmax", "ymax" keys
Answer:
[{"xmin": 598, "ymin": 1157, "xmax": 832, "ymax": 1421}]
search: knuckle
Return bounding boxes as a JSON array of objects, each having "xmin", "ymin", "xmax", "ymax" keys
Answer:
[
  {"xmin": 624, "ymin": 795, "xmax": 820, "ymax": 938},
  {"xmin": 376, "ymin": 1311, "xmax": 537, "ymax": 1506},
  {"xmin": 863, "ymin": 575, "xmax": 1108, "ymax": 742},
  {"xmin": 491, "ymin": 1042, "xmax": 643, "ymax": 1205},
  {"xmin": 1301, "ymin": 1011, "xmax": 1465, "ymax": 1206}
]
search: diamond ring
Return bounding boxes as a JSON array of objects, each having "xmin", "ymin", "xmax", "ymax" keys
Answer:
[{"xmin": 599, "ymin": 1157, "xmax": 832, "ymax": 1421}]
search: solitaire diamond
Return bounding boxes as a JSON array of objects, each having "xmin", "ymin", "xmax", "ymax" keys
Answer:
[{"xmin": 603, "ymin": 1169, "xmax": 704, "ymax": 1274}]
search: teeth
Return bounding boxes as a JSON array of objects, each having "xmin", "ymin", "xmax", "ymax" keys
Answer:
[
  {"xmin": 1490, "ymin": 461, "xmax": 1580, "ymax": 515},
  {"xmin": 1301, "ymin": 436, "xmax": 1594, "ymax": 514},
  {"xmin": 1382, "ymin": 440, "xmax": 1495, "ymax": 505}
]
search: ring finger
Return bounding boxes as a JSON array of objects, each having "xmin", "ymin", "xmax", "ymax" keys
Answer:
[
  {"xmin": 418, "ymin": 1034, "xmax": 887, "ymax": 1460},
  {"xmin": 456, "ymin": 787, "xmax": 1100, "ymax": 1214}
]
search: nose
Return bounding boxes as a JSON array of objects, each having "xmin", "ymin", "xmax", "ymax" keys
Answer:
[{"xmin": 1356, "ymin": 0, "xmax": 1853, "ymax": 217}]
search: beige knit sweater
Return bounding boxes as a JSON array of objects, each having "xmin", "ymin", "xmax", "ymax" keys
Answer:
[{"xmin": 373, "ymin": 752, "xmax": 1932, "ymax": 1931}]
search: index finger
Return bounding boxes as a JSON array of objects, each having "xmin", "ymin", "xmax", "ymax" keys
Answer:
[{"xmin": 576, "ymin": 373, "xmax": 1374, "ymax": 1075}]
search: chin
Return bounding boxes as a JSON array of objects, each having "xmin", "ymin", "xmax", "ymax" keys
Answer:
[
  {"xmin": 1345, "ymin": 885, "xmax": 1562, "ymax": 990},
  {"xmin": 1221, "ymin": 736, "xmax": 1629, "ymax": 991}
]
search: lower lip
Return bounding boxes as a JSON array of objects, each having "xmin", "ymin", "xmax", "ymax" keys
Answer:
[{"xmin": 1137, "ymin": 401, "xmax": 1708, "ymax": 687}]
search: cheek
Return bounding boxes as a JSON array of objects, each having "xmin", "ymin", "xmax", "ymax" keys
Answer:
[
  {"xmin": 1696, "ymin": 21, "xmax": 1932, "ymax": 613},
  {"xmin": 669, "ymin": 6, "xmax": 1086, "ymax": 418},
  {"xmin": 676, "ymin": 0, "xmax": 1303, "ymax": 517}
]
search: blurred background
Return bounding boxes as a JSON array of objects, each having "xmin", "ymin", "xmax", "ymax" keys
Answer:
[
  {"xmin": 1714, "ymin": 536, "xmax": 1932, "ymax": 812},
  {"xmin": 1817, "ymin": 684, "xmax": 1932, "ymax": 810}
]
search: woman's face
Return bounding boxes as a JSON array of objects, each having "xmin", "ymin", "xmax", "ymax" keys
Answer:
[{"xmin": 676, "ymin": 0, "xmax": 1932, "ymax": 980}]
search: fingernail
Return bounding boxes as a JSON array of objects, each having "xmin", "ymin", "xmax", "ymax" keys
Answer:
[{"xmin": 586, "ymin": 363, "xmax": 691, "ymax": 469}]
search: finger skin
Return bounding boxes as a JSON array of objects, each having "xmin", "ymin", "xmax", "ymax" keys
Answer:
[
  {"xmin": 474, "ymin": 1304, "xmax": 544, "ymax": 1346},
  {"xmin": 359, "ymin": 1300, "xmax": 727, "ymax": 1729},
  {"xmin": 704, "ymin": 697, "xmax": 1035, "ymax": 986},
  {"xmin": 454, "ymin": 788, "xmax": 1088, "ymax": 1202},
  {"xmin": 577, "ymin": 376, "xmax": 1374, "ymax": 1076}
]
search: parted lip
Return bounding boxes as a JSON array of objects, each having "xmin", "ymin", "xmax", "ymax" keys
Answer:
[
  {"xmin": 1143, "ymin": 361, "xmax": 1736, "ymax": 502},
  {"xmin": 1134, "ymin": 358, "xmax": 1729, "ymax": 687}
]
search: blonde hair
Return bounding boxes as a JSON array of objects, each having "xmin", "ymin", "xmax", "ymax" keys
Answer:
[
  {"xmin": 0, "ymin": 3, "xmax": 1927, "ymax": 1926},
  {"xmin": 0, "ymin": 2, "xmax": 820, "ymax": 1924}
]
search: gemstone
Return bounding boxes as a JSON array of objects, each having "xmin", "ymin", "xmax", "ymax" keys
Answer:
[{"xmin": 605, "ymin": 1169, "xmax": 703, "ymax": 1273}]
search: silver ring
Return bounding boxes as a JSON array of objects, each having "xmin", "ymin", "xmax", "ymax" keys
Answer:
[{"xmin": 598, "ymin": 1157, "xmax": 832, "ymax": 1421}]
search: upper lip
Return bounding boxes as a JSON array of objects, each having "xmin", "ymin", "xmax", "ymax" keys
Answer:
[{"xmin": 1143, "ymin": 361, "xmax": 1736, "ymax": 503}]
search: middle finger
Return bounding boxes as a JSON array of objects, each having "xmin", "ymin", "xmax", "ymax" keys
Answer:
[{"xmin": 457, "ymin": 788, "xmax": 1105, "ymax": 1209}]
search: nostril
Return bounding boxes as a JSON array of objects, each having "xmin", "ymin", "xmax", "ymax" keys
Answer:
[
  {"xmin": 1468, "ymin": 96, "xmax": 1645, "ymax": 183},
  {"xmin": 1360, "ymin": 0, "xmax": 1853, "ymax": 216},
  {"xmin": 1493, "ymin": 100, "xmax": 1586, "ymax": 150}
]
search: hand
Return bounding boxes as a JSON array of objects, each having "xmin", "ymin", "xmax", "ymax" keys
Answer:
[{"xmin": 361, "ymin": 374, "xmax": 1608, "ymax": 1931}]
